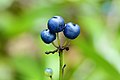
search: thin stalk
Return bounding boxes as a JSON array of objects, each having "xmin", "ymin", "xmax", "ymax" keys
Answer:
[
  {"xmin": 57, "ymin": 33, "xmax": 60, "ymax": 46},
  {"xmin": 56, "ymin": 33, "xmax": 64, "ymax": 80},
  {"xmin": 50, "ymin": 76, "xmax": 53, "ymax": 80},
  {"xmin": 63, "ymin": 38, "xmax": 70, "ymax": 47},
  {"xmin": 52, "ymin": 42, "xmax": 58, "ymax": 48},
  {"xmin": 63, "ymin": 40, "xmax": 67, "ymax": 47},
  {"xmin": 59, "ymin": 50, "xmax": 63, "ymax": 80}
]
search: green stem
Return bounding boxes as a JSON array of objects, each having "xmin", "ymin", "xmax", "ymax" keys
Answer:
[
  {"xmin": 63, "ymin": 38, "xmax": 70, "ymax": 47},
  {"xmin": 52, "ymin": 42, "xmax": 57, "ymax": 48},
  {"xmin": 50, "ymin": 76, "xmax": 53, "ymax": 80},
  {"xmin": 59, "ymin": 50, "xmax": 63, "ymax": 80},
  {"xmin": 57, "ymin": 33, "xmax": 60, "ymax": 46},
  {"xmin": 56, "ymin": 33, "xmax": 64, "ymax": 80}
]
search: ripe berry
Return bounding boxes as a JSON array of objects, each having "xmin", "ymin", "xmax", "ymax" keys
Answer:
[
  {"xmin": 44, "ymin": 68, "xmax": 53, "ymax": 77},
  {"xmin": 48, "ymin": 16, "xmax": 65, "ymax": 33},
  {"xmin": 41, "ymin": 29, "xmax": 56, "ymax": 44},
  {"xmin": 63, "ymin": 22, "xmax": 80, "ymax": 39}
]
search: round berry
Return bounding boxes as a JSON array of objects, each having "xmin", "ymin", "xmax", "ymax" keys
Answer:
[
  {"xmin": 41, "ymin": 29, "xmax": 56, "ymax": 44},
  {"xmin": 63, "ymin": 22, "xmax": 80, "ymax": 39},
  {"xmin": 48, "ymin": 16, "xmax": 65, "ymax": 33},
  {"xmin": 44, "ymin": 68, "xmax": 53, "ymax": 77}
]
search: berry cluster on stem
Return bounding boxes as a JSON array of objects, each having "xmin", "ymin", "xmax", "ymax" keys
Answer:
[{"xmin": 41, "ymin": 16, "xmax": 80, "ymax": 80}]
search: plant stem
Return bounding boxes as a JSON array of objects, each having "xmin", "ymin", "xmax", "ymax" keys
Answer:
[
  {"xmin": 59, "ymin": 50, "xmax": 63, "ymax": 80},
  {"xmin": 63, "ymin": 38, "xmax": 70, "ymax": 47},
  {"xmin": 50, "ymin": 76, "xmax": 53, "ymax": 80},
  {"xmin": 52, "ymin": 42, "xmax": 58, "ymax": 48},
  {"xmin": 57, "ymin": 33, "xmax": 64, "ymax": 80},
  {"xmin": 57, "ymin": 33, "xmax": 60, "ymax": 46}
]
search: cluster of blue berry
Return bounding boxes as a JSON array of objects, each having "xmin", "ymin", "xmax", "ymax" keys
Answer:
[
  {"xmin": 41, "ymin": 16, "xmax": 80, "ymax": 44},
  {"xmin": 41, "ymin": 16, "xmax": 80, "ymax": 80}
]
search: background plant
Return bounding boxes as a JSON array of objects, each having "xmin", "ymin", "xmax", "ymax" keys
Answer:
[{"xmin": 0, "ymin": 0, "xmax": 120, "ymax": 80}]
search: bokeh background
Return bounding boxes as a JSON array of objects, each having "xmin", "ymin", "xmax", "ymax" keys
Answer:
[{"xmin": 0, "ymin": 0, "xmax": 120, "ymax": 80}]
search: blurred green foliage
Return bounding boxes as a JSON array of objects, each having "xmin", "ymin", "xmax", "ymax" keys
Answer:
[{"xmin": 0, "ymin": 0, "xmax": 120, "ymax": 80}]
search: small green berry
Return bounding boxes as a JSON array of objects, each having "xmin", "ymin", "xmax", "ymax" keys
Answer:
[{"xmin": 44, "ymin": 68, "xmax": 53, "ymax": 77}]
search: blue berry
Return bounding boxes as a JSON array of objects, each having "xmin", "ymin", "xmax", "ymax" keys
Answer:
[
  {"xmin": 41, "ymin": 29, "xmax": 56, "ymax": 44},
  {"xmin": 63, "ymin": 22, "xmax": 80, "ymax": 39},
  {"xmin": 48, "ymin": 16, "xmax": 65, "ymax": 33}
]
